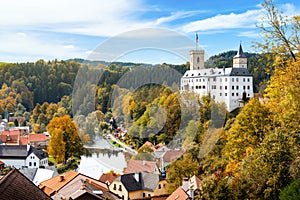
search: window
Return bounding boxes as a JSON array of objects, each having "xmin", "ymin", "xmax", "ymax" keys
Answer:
[
  {"xmin": 232, "ymin": 78, "xmax": 234, "ymax": 82},
  {"xmin": 213, "ymin": 77, "xmax": 216, "ymax": 82},
  {"xmin": 199, "ymin": 86, "xmax": 202, "ymax": 89},
  {"xmin": 212, "ymin": 85, "xmax": 216, "ymax": 89},
  {"xmin": 220, "ymin": 93, "xmax": 222, "ymax": 96},
  {"xmin": 143, "ymin": 193, "xmax": 146, "ymax": 198},
  {"xmin": 212, "ymin": 95, "xmax": 215, "ymax": 99},
  {"xmin": 236, "ymin": 86, "xmax": 239, "ymax": 90},
  {"xmin": 236, "ymin": 93, "xmax": 238, "ymax": 96},
  {"xmin": 158, "ymin": 184, "xmax": 161, "ymax": 189},
  {"xmin": 113, "ymin": 184, "xmax": 116, "ymax": 190},
  {"xmin": 225, "ymin": 78, "xmax": 227, "ymax": 82},
  {"xmin": 232, "ymin": 93, "xmax": 234, "ymax": 96},
  {"xmin": 247, "ymin": 85, "xmax": 250, "ymax": 90},
  {"xmin": 195, "ymin": 86, "xmax": 198, "ymax": 89},
  {"xmin": 225, "ymin": 93, "xmax": 227, "ymax": 96},
  {"xmin": 232, "ymin": 86, "xmax": 234, "ymax": 90},
  {"xmin": 119, "ymin": 185, "xmax": 122, "ymax": 191},
  {"xmin": 243, "ymin": 86, "xmax": 246, "ymax": 90},
  {"xmin": 220, "ymin": 78, "xmax": 222, "ymax": 82},
  {"xmin": 29, "ymin": 162, "xmax": 32, "ymax": 166},
  {"xmin": 220, "ymin": 86, "xmax": 222, "ymax": 90},
  {"xmin": 148, "ymin": 194, "xmax": 151, "ymax": 197},
  {"xmin": 203, "ymin": 85, "xmax": 206, "ymax": 89},
  {"xmin": 248, "ymin": 78, "xmax": 250, "ymax": 82},
  {"xmin": 191, "ymin": 86, "xmax": 194, "ymax": 89},
  {"xmin": 236, "ymin": 78, "xmax": 239, "ymax": 82},
  {"xmin": 34, "ymin": 162, "xmax": 36, "ymax": 166},
  {"xmin": 243, "ymin": 78, "xmax": 245, "ymax": 82},
  {"xmin": 197, "ymin": 57, "xmax": 200, "ymax": 63},
  {"xmin": 196, "ymin": 79, "xmax": 198, "ymax": 82},
  {"xmin": 225, "ymin": 86, "xmax": 227, "ymax": 90}
]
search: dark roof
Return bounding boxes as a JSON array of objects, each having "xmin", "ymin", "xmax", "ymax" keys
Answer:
[
  {"xmin": 119, "ymin": 173, "xmax": 142, "ymax": 192},
  {"xmin": 28, "ymin": 146, "xmax": 48, "ymax": 160},
  {"xmin": 229, "ymin": 68, "xmax": 251, "ymax": 76},
  {"xmin": 117, "ymin": 172, "xmax": 160, "ymax": 192},
  {"xmin": 234, "ymin": 43, "xmax": 246, "ymax": 58},
  {"xmin": 0, "ymin": 145, "xmax": 27, "ymax": 158},
  {"xmin": 0, "ymin": 168, "xmax": 52, "ymax": 200}
]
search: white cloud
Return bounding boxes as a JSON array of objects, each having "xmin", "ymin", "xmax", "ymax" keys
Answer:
[
  {"xmin": 0, "ymin": 32, "xmax": 86, "ymax": 61},
  {"xmin": 237, "ymin": 31, "xmax": 260, "ymax": 38},
  {"xmin": 182, "ymin": 9, "xmax": 263, "ymax": 33}
]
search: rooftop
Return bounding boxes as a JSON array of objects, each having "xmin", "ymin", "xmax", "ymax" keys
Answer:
[{"xmin": 124, "ymin": 160, "xmax": 158, "ymax": 174}]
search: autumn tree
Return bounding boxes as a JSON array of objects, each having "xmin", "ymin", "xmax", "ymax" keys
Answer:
[
  {"xmin": 257, "ymin": 0, "xmax": 299, "ymax": 64},
  {"xmin": 47, "ymin": 115, "xmax": 84, "ymax": 163}
]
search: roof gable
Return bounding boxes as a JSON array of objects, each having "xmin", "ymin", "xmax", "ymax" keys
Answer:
[
  {"xmin": 124, "ymin": 160, "xmax": 157, "ymax": 174},
  {"xmin": 166, "ymin": 187, "xmax": 189, "ymax": 200}
]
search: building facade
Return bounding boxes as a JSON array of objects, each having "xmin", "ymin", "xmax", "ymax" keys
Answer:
[{"xmin": 181, "ymin": 44, "xmax": 254, "ymax": 112}]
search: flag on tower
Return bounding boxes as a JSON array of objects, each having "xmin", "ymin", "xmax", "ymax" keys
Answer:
[{"xmin": 196, "ymin": 33, "xmax": 198, "ymax": 44}]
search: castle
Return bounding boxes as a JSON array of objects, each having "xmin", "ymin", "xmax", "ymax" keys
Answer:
[{"xmin": 181, "ymin": 44, "xmax": 254, "ymax": 112}]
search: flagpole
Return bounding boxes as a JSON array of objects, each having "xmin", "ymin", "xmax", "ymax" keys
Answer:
[{"xmin": 196, "ymin": 33, "xmax": 198, "ymax": 51}]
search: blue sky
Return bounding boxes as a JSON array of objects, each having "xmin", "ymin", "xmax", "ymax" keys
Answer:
[{"xmin": 0, "ymin": 0, "xmax": 299, "ymax": 64}]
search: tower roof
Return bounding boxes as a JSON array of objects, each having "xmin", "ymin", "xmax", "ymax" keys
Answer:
[{"xmin": 234, "ymin": 43, "xmax": 246, "ymax": 58}]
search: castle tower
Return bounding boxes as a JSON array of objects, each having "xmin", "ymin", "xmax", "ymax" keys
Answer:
[
  {"xmin": 189, "ymin": 50, "xmax": 205, "ymax": 70},
  {"xmin": 233, "ymin": 44, "xmax": 247, "ymax": 68}
]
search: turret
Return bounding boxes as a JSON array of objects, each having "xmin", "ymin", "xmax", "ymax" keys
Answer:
[
  {"xmin": 189, "ymin": 50, "xmax": 204, "ymax": 70},
  {"xmin": 233, "ymin": 44, "xmax": 247, "ymax": 68}
]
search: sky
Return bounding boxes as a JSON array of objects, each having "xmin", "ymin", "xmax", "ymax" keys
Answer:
[{"xmin": 0, "ymin": 0, "xmax": 299, "ymax": 64}]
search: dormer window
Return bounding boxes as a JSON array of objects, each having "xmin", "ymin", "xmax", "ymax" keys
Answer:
[{"xmin": 191, "ymin": 74, "xmax": 194, "ymax": 76}]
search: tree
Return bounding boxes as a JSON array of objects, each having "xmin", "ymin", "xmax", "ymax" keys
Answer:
[
  {"xmin": 257, "ymin": 0, "xmax": 299, "ymax": 63},
  {"xmin": 47, "ymin": 115, "xmax": 84, "ymax": 163},
  {"xmin": 280, "ymin": 177, "xmax": 300, "ymax": 200}
]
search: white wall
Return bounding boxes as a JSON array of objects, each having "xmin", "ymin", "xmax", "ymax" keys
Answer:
[
  {"xmin": 1, "ymin": 158, "xmax": 26, "ymax": 169},
  {"xmin": 26, "ymin": 153, "xmax": 40, "ymax": 168}
]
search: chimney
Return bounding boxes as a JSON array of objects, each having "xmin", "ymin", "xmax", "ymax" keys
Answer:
[
  {"xmin": 59, "ymin": 175, "xmax": 65, "ymax": 182},
  {"xmin": 134, "ymin": 173, "xmax": 140, "ymax": 182}
]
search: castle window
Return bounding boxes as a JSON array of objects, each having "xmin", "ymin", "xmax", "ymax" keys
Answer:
[
  {"xmin": 243, "ymin": 86, "xmax": 246, "ymax": 90},
  {"xmin": 198, "ymin": 73, "xmax": 201, "ymax": 76},
  {"xmin": 213, "ymin": 95, "xmax": 215, "ymax": 99},
  {"xmin": 243, "ymin": 78, "xmax": 245, "ymax": 82},
  {"xmin": 247, "ymin": 78, "xmax": 250, "ymax": 82},
  {"xmin": 220, "ymin": 86, "xmax": 222, "ymax": 90},
  {"xmin": 191, "ymin": 86, "xmax": 194, "ymax": 89},
  {"xmin": 236, "ymin": 93, "xmax": 238, "ymax": 96},
  {"xmin": 225, "ymin": 78, "xmax": 227, "ymax": 82},
  {"xmin": 232, "ymin": 93, "xmax": 234, "ymax": 96},
  {"xmin": 213, "ymin": 77, "xmax": 216, "ymax": 82},
  {"xmin": 196, "ymin": 79, "xmax": 198, "ymax": 82},
  {"xmin": 236, "ymin": 86, "xmax": 239, "ymax": 90},
  {"xmin": 186, "ymin": 74, "xmax": 188, "ymax": 77},
  {"xmin": 191, "ymin": 74, "xmax": 194, "ymax": 76},
  {"xmin": 232, "ymin": 86, "xmax": 234, "ymax": 90},
  {"xmin": 199, "ymin": 79, "xmax": 201, "ymax": 82},
  {"xmin": 247, "ymin": 86, "xmax": 250, "ymax": 90},
  {"xmin": 212, "ymin": 85, "xmax": 216, "ymax": 89},
  {"xmin": 197, "ymin": 57, "xmax": 200, "ymax": 63},
  {"xmin": 225, "ymin": 86, "xmax": 227, "ymax": 90},
  {"xmin": 220, "ymin": 93, "xmax": 222, "ymax": 96},
  {"xmin": 196, "ymin": 86, "xmax": 198, "ymax": 89},
  {"xmin": 225, "ymin": 93, "xmax": 227, "ymax": 96},
  {"xmin": 203, "ymin": 86, "xmax": 205, "ymax": 89},
  {"xmin": 232, "ymin": 78, "xmax": 234, "ymax": 82},
  {"xmin": 200, "ymin": 86, "xmax": 202, "ymax": 89},
  {"xmin": 236, "ymin": 78, "xmax": 239, "ymax": 82}
]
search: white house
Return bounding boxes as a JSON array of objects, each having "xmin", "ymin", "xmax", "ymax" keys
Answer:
[
  {"xmin": 181, "ymin": 44, "xmax": 254, "ymax": 112},
  {"xmin": 0, "ymin": 145, "xmax": 48, "ymax": 169}
]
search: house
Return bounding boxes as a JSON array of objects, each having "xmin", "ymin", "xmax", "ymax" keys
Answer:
[
  {"xmin": 99, "ymin": 172, "xmax": 120, "ymax": 186},
  {"xmin": 20, "ymin": 166, "xmax": 58, "ymax": 186},
  {"xmin": 28, "ymin": 133, "xmax": 50, "ymax": 149},
  {"xmin": 0, "ymin": 145, "xmax": 48, "ymax": 169},
  {"xmin": 166, "ymin": 187, "xmax": 190, "ymax": 200},
  {"xmin": 0, "ymin": 168, "xmax": 51, "ymax": 200},
  {"xmin": 26, "ymin": 145, "xmax": 48, "ymax": 168},
  {"xmin": 160, "ymin": 149, "xmax": 184, "ymax": 170},
  {"xmin": 153, "ymin": 145, "xmax": 169, "ymax": 159},
  {"xmin": 0, "ymin": 145, "xmax": 28, "ymax": 169},
  {"xmin": 109, "ymin": 172, "xmax": 168, "ymax": 200},
  {"xmin": 39, "ymin": 170, "xmax": 120, "ymax": 199},
  {"xmin": 181, "ymin": 175, "xmax": 201, "ymax": 198},
  {"xmin": 181, "ymin": 44, "xmax": 254, "ymax": 112},
  {"xmin": 124, "ymin": 159, "xmax": 160, "ymax": 174}
]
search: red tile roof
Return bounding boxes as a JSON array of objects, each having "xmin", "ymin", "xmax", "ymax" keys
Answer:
[
  {"xmin": 166, "ymin": 187, "xmax": 189, "ymax": 200},
  {"xmin": 0, "ymin": 168, "xmax": 51, "ymax": 200},
  {"xmin": 124, "ymin": 160, "xmax": 158, "ymax": 174},
  {"xmin": 99, "ymin": 173, "xmax": 120, "ymax": 185},
  {"xmin": 0, "ymin": 134, "xmax": 19, "ymax": 144},
  {"xmin": 39, "ymin": 170, "xmax": 79, "ymax": 196},
  {"xmin": 29, "ymin": 134, "xmax": 50, "ymax": 142},
  {"xmin": 162, "ymin": 150, "xmax": 184, "ymax": 163}
]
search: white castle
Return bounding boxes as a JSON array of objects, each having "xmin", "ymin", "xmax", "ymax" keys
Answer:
[{"xmin": 181, "ymin": 44, "xmax": 254, "ymax": 112}]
